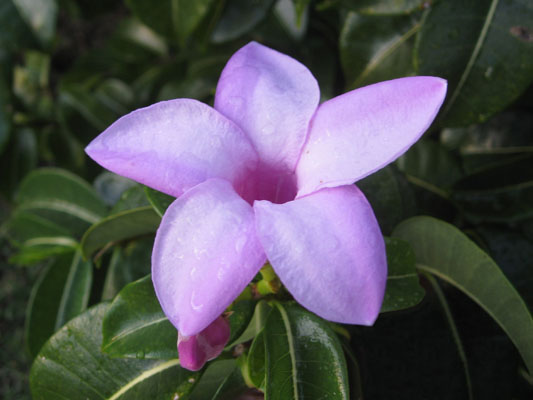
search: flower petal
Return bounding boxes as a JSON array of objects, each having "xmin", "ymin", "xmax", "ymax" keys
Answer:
[
  {"xmin": 178, "ymin": 316, "xmax": 230, "ymax": 371},
  {"xmin": 296, "ymin": 77, "xmax": 447, "ymax": 196},
  {"xmin": 254, "ymin": 185, "xmax": 387, "ymax": 325},
  {"xmin": 215, "ymin": 41, "xmax": 320, "ymax": 171},
  {"xmin": 85, "ymin": 99, "xmax": 258, "ymax": 197},
  {"xmin": 152, "ymin": 179, "xmax": 266, "ymax": 336}
]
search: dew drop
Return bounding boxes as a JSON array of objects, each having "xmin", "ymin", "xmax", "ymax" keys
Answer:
[
  {"xmin": 261, "ymin": 123, "xmax": 275, "ymax": 135},
  {"xmin": 136, "ymin": 350, "xmax": 145, "ymax": 359},
  {"xmin": 190, "ymin": 291, "xmax": 204, "ymax": 311},
  {"xmin": 188, "ymin": 377, "xmax": 196, "ymax": 383},
  {"xmin": 484, "ymin": 66, "xmax": 494, "ymax": 79}
]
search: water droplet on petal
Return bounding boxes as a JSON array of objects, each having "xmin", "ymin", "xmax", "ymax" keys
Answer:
[{"xmin": 190, "ymin": 291, "xmax": 204, "ymax": 311}]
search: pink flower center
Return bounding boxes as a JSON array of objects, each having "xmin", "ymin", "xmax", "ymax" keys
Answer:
[{"xmin": 236, "ymin": 163, "xmax": 297, "ymax": 205}]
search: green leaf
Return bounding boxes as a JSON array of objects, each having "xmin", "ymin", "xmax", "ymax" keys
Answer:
[
  {"xmin": 246, "ymin": 330, "xmax": 266, "ymax": 389},
  {"xmin": 264, "ymin": 302, "xmax": 349, "ymax": 399},
  {"xmin": 397, "ymin": 139, "xmax": 463, "ymax": 190},
  {"xmin": 0, "ymin": 72, "xmax": 11, "ymax": 154},
  {"xmin": 11, "ymin": 0, "xmax": 57, "ymax": 46},
  {"xmin": 274, "ymin": 0, "xmax": 309, "ymax": 41},
  {"xmin": 16, "ymin": 168, "xmax": 107, "ymax": 236},
  {"xmin": 340, "ymin": 12, "xmax": 419, "ymax": 90},
  {"xmin": 227, "ymin": 300, "xmax": 256, "ymax": 345},
  {"xmin": 0, "ymin": 128, "xmax": 37, "ymax": 195},
  {"xmin": 357, "ymin": 165, "xmax": 416, "ymax": 235},
  {"xmin": 211, "ymin": 0, "xmax": 275, "ymax": 43},
  {"xmin": 110, "ymin": 185, "xmax": 150, "ymax": 214},
  {"xmin": 381, "ymin": 237, "xmax": 425, "ymax": 313},
  {"xmin": 172, "ymin": 0, "xmax": 215, "ymax": 46},
  {"xmin": 30, "ymin": 304, "xmax": 199, "ymax": 400},
  {"xmin": 0, "ymin": 0, "xmax": 33, "ymax": 50},
  {"xmin": 144, "ymin": 187, "xmax": 175, "ymax": 218},
  {"xmin": 93, "ymin": 172, "xmax": 137, "ymax": 207},
  {"xmin": 81, "ymin": 206, "xmax": 160, "ymax": 259},
  {"xmin": 102, "ymin": 275, "xmax": 177, "ymax": 360},
  {"xmin": 341, "ymin": 0, "xmax": 426, "ymax": 15},
  {"xmin": 189, "ymin": 359, "xmax": 248, "ymax": 400},
  {"xmin": 101, "ymin": 237, "xmax": 153, "ymax": 301},
  {"xmin": 393, "ymin": 216, "xmax": 533, "ymax": 374},
  {"xmin": 415, "ymin": 0, "xmax": 533, "ymax": 126},
  {"xmin": 26, "ymin": 250, "xmax": 92, "ymax": 358},
  {"xmin": 452, "ymin": 155, "xmax": 533, "ymax": 223},
  {"xmin": 125, "ymin": 0, "xmax": 174, "ymax": 38}
]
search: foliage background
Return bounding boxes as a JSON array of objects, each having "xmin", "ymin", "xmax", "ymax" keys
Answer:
[{"xmin": 1, "ymin": 0, "xmax": 533, "ymax": 399}]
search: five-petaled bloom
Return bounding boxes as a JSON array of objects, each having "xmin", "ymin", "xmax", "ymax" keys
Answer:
[{"xmin": 86, "ymin": 42, "xmax": 446, "ymax": 371}]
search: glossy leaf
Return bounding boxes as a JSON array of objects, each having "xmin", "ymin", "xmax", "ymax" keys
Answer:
[
  {"xmin": 102, "ymin": 275, "xmax": 176, "ymax": 360},
  {"xmin": 30, "ymin": 304, "xmax": 199, "ymax": 400},
  {"xmin": 397, "ymin": 139, "xmax": 463, "ymax": 190},
  {"xmin": 15, "ymin": 168, "xmax": 107, "ymax": 237},
  {"xmin": 246, "ymin": 330, "xmax": 266, "ymax": 390},
  {"xmin": 81, "ymin": 206, "xmax": 160, "ymax": 259},
  {"xmin": 381, "ymin": 237, "xmax": 425, "ymax": 313},
  {"xmin": 211, "ymin": 0, "xmax": 275, "ymax": 43},
  {"xmin": 93, "ymin": 172, "xmax": 137, "ymax": 207},
  {"xmin": 110, "ymin": 185, "xmax": 150, "ymax": 214},
  {"xmin": 415, "ymin": 0, "xmax": 533, "ymax": 126},
  {"xmin": 101, "ymin": 237, "xmax": 153, "ymax": 301},
  {"xmin": 144, "ymin": 187, "xmax": 175, "ymax": 218},
  {"xmin": 264, "ymin": 302, "xmax": 349, "ymax": 399},
  {"xmin": 189, "ymin": 359, "xmax": 248, "ymax": 400},
  {"xmin": 227, "ymin": 300, "xmax": 256, "ymax": 345},
  {"xmin": 124, "ymin": 0, "xmax": 173, "ymax": 38},
  {"xmin": 357, "ymin": 165, "xmax": 416, "ymax": 235},
  {"xmin": 340, "ymin": 12, "xmax": 419, "ymax": 90},
  {"xmin": 26, "ymin": 251, "xmax": 92, "ymax": 358},
  {"xmin": 393, "ymin": 216, "xmax": 533, "ymax": 374},
  {"xmin": 452, "ymin": 155, "xmax": 533, "ymax": 223}
]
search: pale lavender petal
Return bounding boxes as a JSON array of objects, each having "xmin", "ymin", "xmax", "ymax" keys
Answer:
[
  {"xmin": 215, "ymin": 41, "xmax": 320, "ymax": 171},
  {"xmin": 178, "ymin": 316, "xmax": 230, "ymax": 371},
  {"xmin": 254, "ymin": 185, "xmax": 387, "ymax": 325},
  {"xmin": 296, "ymin": 77, "xmax": 447, "ymax": 196},
  {"xmin": 152, "ymin": 179, "xmax": 266, "ymax": 336},
  {"xmin": 85, "ymin": 99, "xmax": 258, "ymax": 197}
]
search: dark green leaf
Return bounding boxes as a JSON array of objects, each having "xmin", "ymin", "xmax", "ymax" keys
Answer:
[
  {"xmin": 264, "ymin": 302, "xmax": 349, "ymax": 399},
  {"xmin": 189, "ymin": 359, "xmax": 248, "ymax": 400},
  {"xmin": 0, "ymin": 0, "xmax": 35, "ymax": 50},
  {"xmin": 93, "ymin": 172, "xmax": 137, "ymax": 207},
  {"xmin": 172, "ymin": 0, "xmax": 215, "ymax": 46},
  {"xmin": 11, "ymin": 0, "xmax": 57, "ymax": 45},
  {"xmin": 357, "ymin": 165, "xmax": 416, "ymax": 235},
  {"xmin": 110, "ymin": 185, "xmax": 150, "ymax": 215},
  {"xmin": 0, "ymin": 72, "xmax": 11, "ymax": 154},
  {"xmin": 101, "ymin": 237, "xmax": 153, "ymax": 301},
  {"xmin": 0, "ymin": 128, "xmax": 37, "ymax": 195},
  {"xmin": 30, "ymin": 303, "xmax": 199, "ymax": 400},
  {"xmin": 144, "ymin": 187, "xmax": 175, "ymax": 218},
  {"xmin": 340, "ymin": 12, "xmax": 419, "ymax": 90},
  {"xmin": 211, "ymin": 0, "xmax": 275, "ymax": 43},
  {"xmin": 102, "ymin": 275, "xmax": 177, "ymax": 360},
  {"xmin": 381, "ymin": 237, "xmax": 425, "ymax": 313},
  {"xmin": 274, "ymin": 0, "xmax": 309, "ymax": 41},
  {"xmin": 26, "ymin": 250, "xmax": 92, "ymax": 358},
  {"xmin": 341, "ymin": 0, "xmax": 426, "ymax": 15},
  {"xmin": 397, "ymin": 139, "xmax": 463, "ymax": 189},
  {"xmin": 81, "ymin": 206, "xmax": 160, "ymax": 259},
  {"xmin": 16, "ymin": 168, "xmax": 107, "ymax": 237},
  {"xmin": 227, "ymin": 300, "xmax": 256, "ymax": 345},
  {"xmin": 246, "ymin": 330, "xmax": 265, "ymax": 389},
  {"xmin": 125, "ymin": 0, "xmax": 173, "ymax": 38},
  {"xmin": 393, "ymin": 216, "xmax": 533, "ymax": 374},
  {"xmin": 415, "ymin": 0, "xmax": 533, "ymax": 126},
  {"xmin": 452, "ymin": 155, "xmax": 533, "ymax": 223}
]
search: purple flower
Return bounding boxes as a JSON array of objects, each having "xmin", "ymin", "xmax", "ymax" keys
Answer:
[{"xmin": 86, "ymin": 42, "xmax": 446, "ymax": 365}]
